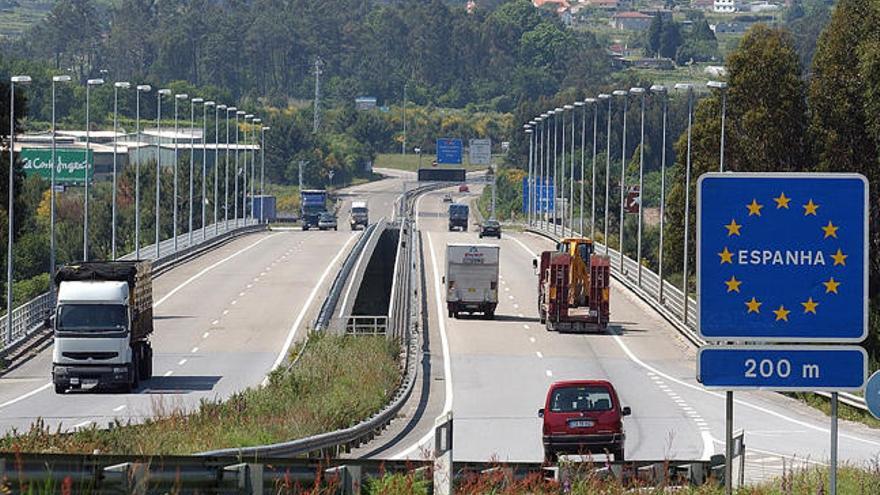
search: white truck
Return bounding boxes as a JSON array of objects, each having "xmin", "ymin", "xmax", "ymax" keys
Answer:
[
  {"xmin": 444, "ymin": 243, "xmax": 499, "ymax": 319},
  {"xmin": 350, "ymin": 200, "xmax": 369, "ymax": 230},
  {"xmin": 52, "ymin": 261, "xmax": 154, "ymax": 393}
]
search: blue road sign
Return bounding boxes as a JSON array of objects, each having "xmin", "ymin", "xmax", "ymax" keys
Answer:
[
  {"xmin": 436, "ymin": 138, "xmax": 463, "ymax": 165},
  {"xmin": 522, "ymin": 177, "xmax": 555, "ymax": 212},
  {"xmin": 698, "ymin": 346, "xmax": 866, "ymax": 391},
  {"xmin": 864, "ymin": 371, "xmax": 880, "ymax": 420},
  {"xmin": 697, "ymin": 173, "xmax": 868, "ymax": 342}
]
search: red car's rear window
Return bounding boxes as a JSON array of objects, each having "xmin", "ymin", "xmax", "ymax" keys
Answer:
[{"xmin": 550, "ymin": 386, "xmax": 613, "ymax": 413}]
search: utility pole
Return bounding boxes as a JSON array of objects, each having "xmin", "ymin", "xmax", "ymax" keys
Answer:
[
  {"xmin": 312, "ymin": 58, "xmax": 323, "ymax": 134},
  {"xmin": 298, "ymin": 160, "xmax": 305, "ymax": 190},
  {"xmin": 402, "ymin": 83, "xmax": 408, "ymax": 155}
]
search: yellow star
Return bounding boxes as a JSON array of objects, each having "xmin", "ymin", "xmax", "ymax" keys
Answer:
[
  {"xmin": 773, "ymin": 305, "xmax": 790, "ymax": 322},
  {"xmin": 746, "ymin": 199, "xmax": 763, "ymax": 216},
  {"xmin": 801, "ymin": 297, "xmax": 819, "ymax": 314},
  {"xmin": 823, "ymin": 277, "xmax": 840, "ymax": 294},
  {"xmin": 724, "ymin": 219, "xmax": 742, "ymax": 236},
  {"xmin": 831, "ymin": 249, "xmax": 847, "ymax": 266},
  {"xmin": 774, "ymin": 192, "xmax": 791, "ymax": 209},
  {"xmin": 745, "ymin": 297, "xmax": 762, "ymax": 313},
  {"xmin": 718, "ymin": 247, "xmax": 733, "ymax": 264},
  {"xmin": 803, "ymin": 199, "xmax": 819, "ymax": 216},
  {"xmin": 725, "ymin": 275, "xmax": 742, "ymax": 293},
  {"xmin": 822, "ymin": 221, "xmax": 839, "ymax": 239}
]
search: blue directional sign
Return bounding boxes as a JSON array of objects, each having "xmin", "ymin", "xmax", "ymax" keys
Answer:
[
  {"xmin": 698, "ymin": 346, "xmax": 867, "ymax": 391},
  {"xmin": 864, "ymin": 371, "xmax": 880, "ymax": 420},
  {"xmin": 436, "ymin": 138, "xmax": 463, "ymax": 165},
  {"xmin": 522, "ymin": 177, "xmax": 555, "ymax": 213},
  {"xmin": 697, "ymin": 173, "xmax": 868, "ymax": 342}
]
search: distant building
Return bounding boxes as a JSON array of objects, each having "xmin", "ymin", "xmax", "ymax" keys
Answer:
[
  {"xmin": 355, "ymin": 96, "xmax": 377, "ymax": 110},
  {"xmin": 628, "ymin": 58, "xmax": 675, "ymax": 70},
  {"xmin": 641, "ymin": 9, "xmax": 673, "ymax": 21},
  {"xmin": 691, "ymin": 0, "xmax": 715, "ymax": 9},
  {"xmin": 466, "ymin": 0, "xmax": 476, "ymax": 14},
  {"xmin": 713, "ymin": 21, "xmax": 749, "ymax": 33},
  {"xmin": 587, "ymin": 0, "xmax": 620, "ymax": 10},
  {"xmin": 533, "ymin": 0, "xmax": 571, "ymax": 11},
  {"xmin": 748, "ymin": 1, "xmax": 780, "ymax": 12},
  {"xmin": 704, "ymin": 65, "xmax": 728, "ymax": 77},
  {"xmin": 610, "ymin": 11, "xmax": 654, "ymax": 30},
  {"xmin": 713, "ymin": 0, "xmax": 738, "ymax": 12}
]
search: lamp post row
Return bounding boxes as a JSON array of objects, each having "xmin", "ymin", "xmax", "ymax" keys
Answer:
[
  {"xmin": 6, "ymin": 75, "xmax": 270, "ymax": 330},
  {"xmin": 523, "ymin": 80, "xmax": 728, "ymax": 299}
]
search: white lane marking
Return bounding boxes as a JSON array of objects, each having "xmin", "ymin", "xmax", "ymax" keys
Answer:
[
  {"xmin": 231, "ymin": 300, "xmax": 237, "ymax": 305},
  {"xmin": 545, "ymin": 370, "xmax": 553, "ymax": 377},
  {"xmin": 247, "ymin": 284, "xmax": 253, "ymax": 288},
  {"xmin": 711, "ymin": 436, "xmax": 828, "ymax": 466},
  {"xmin": 508, "ymin": 295, "xmax": 514, "ymax": 300},
  {"xmin": 178, "ymin": 359, "xmax": 188, "ymax": 366},
  {"xmin": 254, "ymin": 277, "xmax": 260, "ymax": 282},
  {"xmin": 518, "ymin": 313, "xmax": 524, "ymax": 318},
  {"xmin": 72, "ymin": 420, "xmax": 92, "ymax": 429},
  {"xmin": 191, "ymin": 347, "xmax": 199, "ymax": 354},
  {"xmin": 504, "ymin": 287, "xmax": 510, "ymax": 292},
  {"xmin": 260, "ymin": 272, "xmax": 266, "ymax": 276},
  {"xmin": 266, "ymin": 233, "xmax": 359, "ymax": 376},
  {"xmin": 153, "ymin": 233, "xmax": 281, "ymax": 307},
  {"xmin": 511, "ymin": 231, "xmax": 880, "ymax": 448},
  {"xmin": 0, "ymin": 383, "xmax": 51, "ymax": 410},
  {"xmin": 203, "ymin": 332, "xmax": 210, "ymax": 339},
  {"xmin": 536, "ymin": 351, "xmax": 544, "ymax": 359},
  {"xmin": 211, "ymin": 320, "xmax": 219, "ymax": 325},
  {"xmin": 239, "ymin": 291, "xmax": 245, "ymax": 297},
  {"xmin": 529, "ymin": 337, "xmax": 536, "ymax": 343},
  {"xmin": 393, "ymin": 231, "xmax": 453, "ymax": 460},
  {"xmin": 523, "ymin": 324, "xmax": 530, "ymax": 330},
  {"xmin": 222, "ymin": 310, "xmax": 229, "ymax": 315},
  {"xmin": 163, "ymin": 370, "xmax": 174, "ymax": 377},
  {"xmin": 113, "ymin": 405, "xmax": 127, "ymax": 412}
]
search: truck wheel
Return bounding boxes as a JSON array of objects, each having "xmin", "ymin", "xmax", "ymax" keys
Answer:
[
  {"xmin": 612, "ymin": 447, "xmax": 625, "ymax": 461},
  {"xmin": 484, "ymin": 308, "xmax": 495, "ymax": 319},
  {"xmin": 140, "ymin": 344, "xmax": 153, "ymax": 380},
  {"xmin": 54, "ymin": 383, "xmax": 65, "ymax": 394},
  {"xmin": 543, "ymin": 449, "xmax": 558, "ymax": 465}
]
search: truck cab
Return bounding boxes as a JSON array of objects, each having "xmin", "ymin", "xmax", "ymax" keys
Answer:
[
  {"xmin": 301, "ymin": 189, "xmax": 328, "ymax": 231},
  {"xmin": 52, "ymin": 261, "xmax": 153, "ymax": 393},
  {"xmin": 350, "ymin": 201, "xmax": 369, "ymax": 230},
  {"xmin": 448, "ymin": 203, "xmax": 469, "ymax": 232}
]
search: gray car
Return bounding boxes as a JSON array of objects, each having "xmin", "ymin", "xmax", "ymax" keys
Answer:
[{"xmin": 318, "ymin": 212, "xmax": 338, "ymax": 231}]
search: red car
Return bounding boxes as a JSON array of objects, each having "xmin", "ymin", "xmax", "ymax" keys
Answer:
[
  {"xmin": 539, "ymin": 380, "xmax": 631, "ymax": 463},
  {"xmin": 458, "ymin": 184, "xmax": 469, "ymax": 193}
]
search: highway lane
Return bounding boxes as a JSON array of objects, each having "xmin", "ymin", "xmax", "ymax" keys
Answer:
[
  {"xmin": 0, "ymin": 173, "xmax": 406, "ymax": 436},
  {"xmin": 380, "ymin": 184, "xmax": 880, "ymax": 481}
]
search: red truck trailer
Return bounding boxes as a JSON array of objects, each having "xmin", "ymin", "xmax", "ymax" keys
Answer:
[{"xmin": 535, "ymin": 238, "xmax": 610, "ymax": 332}]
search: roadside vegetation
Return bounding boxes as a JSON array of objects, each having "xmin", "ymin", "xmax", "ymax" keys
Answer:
[{"xmin": 0, "ymin": 334, "xmax": 400, "ymax": 454}]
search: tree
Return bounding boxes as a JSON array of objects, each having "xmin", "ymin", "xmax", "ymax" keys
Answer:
[
  {"xmin": 659, "ymin": 20, "xmax": 683, "ymax": 59},
  {"xmin": 646, "ymin": 15, "xmax": 663, "ymax": 57}
]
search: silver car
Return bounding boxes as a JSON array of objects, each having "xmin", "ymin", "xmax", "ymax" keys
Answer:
[{"xmin": 318, "ymin": 212, "xmax": 338, "ymax": 231}]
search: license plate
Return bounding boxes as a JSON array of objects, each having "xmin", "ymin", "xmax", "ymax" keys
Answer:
[
  {"xmin": 568, "ymin": 419, "xmax": 594, "ymax": 428},
  {"xmin": 83, "ymin": 379, "xmax": 99, "ymax": 386},
  {"xmin": 468, "ymin": 288, "xmax": 476, "ymax": 292}
]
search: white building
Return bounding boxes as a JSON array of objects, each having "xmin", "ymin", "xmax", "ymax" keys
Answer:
[{"xmin": 713, "ymin": 0, "xmax": 737, "ymax": 12}]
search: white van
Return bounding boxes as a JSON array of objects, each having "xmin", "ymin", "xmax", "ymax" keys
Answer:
[{"xmin": 444, "ymin": 243, "xmax": 499, "ymax": 319}]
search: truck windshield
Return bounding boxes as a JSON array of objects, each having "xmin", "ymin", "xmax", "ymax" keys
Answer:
[
  {"xmin": 57, "ymin": 304, "xmax": 127, "ymax": 332},
  {"xmin": 352, "ymin": 207, "xmax": 367, "ymax": 214}
]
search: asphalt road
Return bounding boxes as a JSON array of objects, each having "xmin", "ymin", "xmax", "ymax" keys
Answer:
[
  {"xmin": 364, "ymin": 185, "xmax": 880, "ymax": 483},
  {"xmin": 0, "ymin": 173, "xmax": 407, "ymax": 436}
]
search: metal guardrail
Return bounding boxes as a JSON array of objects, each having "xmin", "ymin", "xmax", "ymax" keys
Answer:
[
  {"xmin": 0, "ymin": 452, "xmax": 724, "ymax": 493},
  {"xmin": 527, "ymin": 225, "xmax": 869, "ymax": 412},
  {"xmin": 200, "ymin": 185, "xmax": 430, "ymax": 459},
  {"xmin": 1, "ymin": 219, "xmax": 262, "ymax": 358},
  {"xmin": 314, "ymin": 222, "xmax": 380, "ymax": 331}
]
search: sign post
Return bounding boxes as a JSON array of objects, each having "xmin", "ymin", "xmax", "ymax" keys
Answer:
[{"xmin": 697, "ymin": 173, "xmax": 868, "ymax": 495}]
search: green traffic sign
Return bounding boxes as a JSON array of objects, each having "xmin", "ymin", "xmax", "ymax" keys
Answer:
[{"xmin": 20, "ymin": 148, "xmax": 93, "ymax": 183}]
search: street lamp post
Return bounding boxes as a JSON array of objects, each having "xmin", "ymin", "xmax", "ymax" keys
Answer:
[
  {"xmin": 134, "ymin": 84, "xmax": 151, "ymax": 259},
  {"xmin": 245, "ymin": 114, "xmax": 255, "ymax": 222},
  {"xmin": 567, "ymin": 104, "xmax": 576, "ymax": 235},
  {"xmin": 7, "ymin": 75, "xmax": 31, "ymax": 343},
  {"xmin": 235, "ymin": 110, "xmax": 245, "ymax": 227},
  {"xmin": 251, "ymin": 119, "xmax": 258, "ymax": 222},
  {"xmin": 586, "ymin": 98, "xmax": 598, "ymax": 240},
  {"xmin": 173, "ymin": 93, "xmax": 189, "ymax": 252},
  {"xmin": 111, "ymin": 81, "xmax": 131, "ymax": 260},
  {"xmin": 202, "ymin": 101, "xmax": 214, "ymax": 239},
  {"xmin": 631, "ymin": 86, "xmax": 646, "ymax": 286},
  {"xmin": 651, "ymin": 85, "xmax": 668, "ymax": 302},
  {"xmin": 189, "ymin": 97, "xmax": 203, "ymax": 246},
  {"xmin": 225, "ymin": 107, "xmax": 236, "ymax": 229},
  {"xmin": 260, "ymin": 125, "xmax": 270, "ymax": 223},
  {"xmin": 598, "ymin": 93, "xmax": 611, "ymax": 253},
  {"xmin": 708, "ymin": 80, "xmax": 728, "ymax": 172},
  {"xmin": 215, "ymin": 104, "xmax": 224, "ymax": 234},
  {"xmin": 575, "ymin": 101, "xmax": 585, "ymax": 234},
  {"xmin": 613, "ymin": 89, "xmax": 628, "ymax": 268},
  {"xmin": 524, "ymin": 123, "xmax": 533, "ymax": 227},
  {"xmin": 83, "ymin": 78, "xmax": 105, "ymax": 261},
  {"xmin": 50, "ymin": 75, "xmax": 71, "ymax": 300},
  {"xmin": 156, "ymin": 89, "xmax": 171, "ymax": 258},
  {"xmin": 553, "ymin": 107, "xmax": 562, "ymax": 235},
  {"xmin": 674, "ymin": 82, "xmax": 695, "ymax": 324}
]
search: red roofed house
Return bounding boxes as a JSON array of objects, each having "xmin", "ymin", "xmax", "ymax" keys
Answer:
[
  {"xmin": 533, "ymin": 0, "xmax": 572, "ymax": 13},
  {"xmin": 611, "ymin": 11, "xmax": 654, "ymax": 30}
]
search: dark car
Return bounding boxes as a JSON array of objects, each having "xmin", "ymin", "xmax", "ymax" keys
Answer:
[
  {"xmin": 539, "ymin": 380, "xmax": 630, "ymax": 463},
  {"xmin": 479, "ymin": 220, "xmax": 501, "ymax": 239},
  {"xmin": 317, "ymin": 211, "xmax": 338, "ymax": 231}
]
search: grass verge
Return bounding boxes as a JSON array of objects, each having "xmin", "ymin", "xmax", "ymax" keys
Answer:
[{"xmin": 0, "ymin": 333, "xmax": 400, "ymax": 454}]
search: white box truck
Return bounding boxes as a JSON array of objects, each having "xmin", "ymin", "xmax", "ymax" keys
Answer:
[
  {"xmin": 52, "ymin": 261, "xmax": 154, "ymax": 393},
  {"xmin": 444, "ymin": 243, "xmax": 499, "ymax": 319},
  {"xmin": 350, "ymin": 200, "xmax": 369, "ymax": 230}
]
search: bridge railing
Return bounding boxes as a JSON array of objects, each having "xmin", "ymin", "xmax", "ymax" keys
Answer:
[
  {"xmin": 527, "ymin": 223, "xmax": 868, "ymax": 411},
  {"xmin": 1, "ymin": 218, "xmax": 262, "ymax": 358}
]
